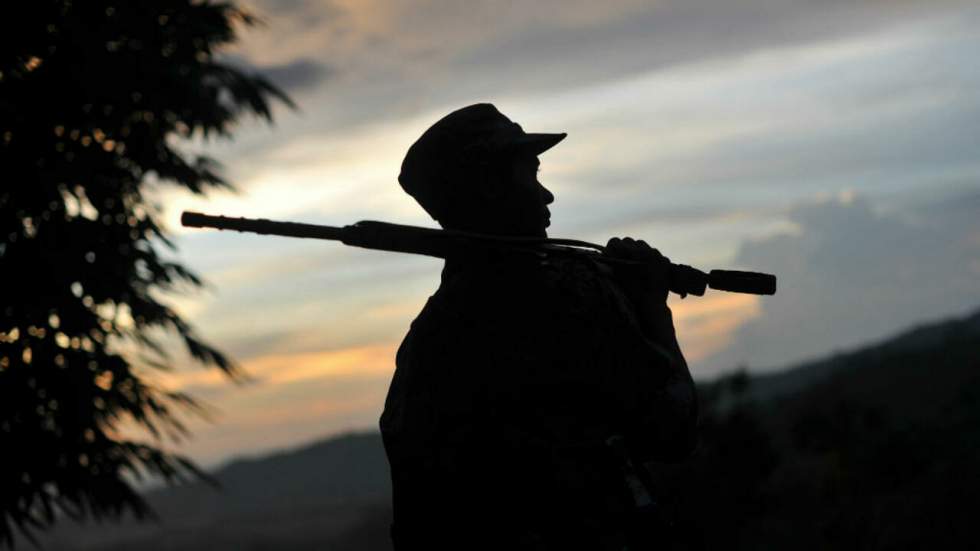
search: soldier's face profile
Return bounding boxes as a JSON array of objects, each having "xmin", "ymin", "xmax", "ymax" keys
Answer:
[
  {"xmin": 496, "ymin": 153, "xmax": 555, "ymax": 237},
  {"xmin": 446, "ymin": 151, "xmax": 555, "ymax": 237}
]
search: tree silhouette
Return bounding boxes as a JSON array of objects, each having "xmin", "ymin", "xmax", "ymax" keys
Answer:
[{"xmin": 0, "ymin": 1, "xmax": 292, "ymax": 545}]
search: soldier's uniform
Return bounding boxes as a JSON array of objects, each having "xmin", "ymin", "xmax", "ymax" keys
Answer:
[
  {"xmin": 382, "ymin": 250, "xmax": 697, "ymax": 549},
  {"xmin": 381, "ymin": 104, "xmax": 697, "ymax": 549}
]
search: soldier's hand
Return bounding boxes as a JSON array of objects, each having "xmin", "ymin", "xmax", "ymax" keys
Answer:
[{"xmin": 605, "ymin": 237, "xmax": 671, "ymax": 304}]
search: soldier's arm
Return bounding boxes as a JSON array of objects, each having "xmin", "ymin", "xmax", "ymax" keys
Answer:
[{"xmin": 605, "ymin": 238, "xmax": 699, "ymax": 462}]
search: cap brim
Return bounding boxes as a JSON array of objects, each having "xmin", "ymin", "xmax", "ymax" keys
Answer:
[{"xmin": 513, "ymin": 132, "xmax": 567, "ymax": 155}]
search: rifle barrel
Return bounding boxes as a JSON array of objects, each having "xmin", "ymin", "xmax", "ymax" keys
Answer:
[
  {"xmin": 180, "ymin": 211, "xmax": 776, "ymax": 297},
  {"xmin": 181, "ymin": 212, "xmax": 346, "ymax": 241}
]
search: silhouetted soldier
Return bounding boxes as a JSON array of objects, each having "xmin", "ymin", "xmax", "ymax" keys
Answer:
[{"xmin": 380, "ymin": 104, "xmax": 698, "ymax": 550}]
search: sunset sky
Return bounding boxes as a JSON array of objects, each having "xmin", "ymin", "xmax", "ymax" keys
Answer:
[{"xmin": 151, "ymin": 0, "xmax": 980, "ymax": 466}]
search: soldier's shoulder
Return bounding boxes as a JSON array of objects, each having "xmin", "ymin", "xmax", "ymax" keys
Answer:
[{"xmin": 404, "ymin": 282, "xmax": 485, "ymax": 337}]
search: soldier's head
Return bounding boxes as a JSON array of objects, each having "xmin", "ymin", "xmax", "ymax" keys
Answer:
[{"xmin": 399, "ymin": 103, "xmax": 565, "ymax": 238}]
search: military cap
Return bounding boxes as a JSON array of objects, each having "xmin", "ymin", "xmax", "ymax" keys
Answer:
[{"xmin": 399, "ymin": 103, "xmax": 566, "ymax": 221}]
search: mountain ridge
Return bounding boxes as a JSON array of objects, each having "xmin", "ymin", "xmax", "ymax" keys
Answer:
[{"xmin": 36, "ymin": 305, "xmax": 980, "ymax": 550}]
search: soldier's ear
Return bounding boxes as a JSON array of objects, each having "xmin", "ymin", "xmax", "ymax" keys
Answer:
[
  {"xmin": 444, "ymin": 165, "xmax": 490, "ymax": 203},
  {"xmin": 431, "ymin": 173, "xmax": 476, "ymax": 227},
  {"xmin": 456, "ymin": 142, "xmax": 515, "ymax": 199}
]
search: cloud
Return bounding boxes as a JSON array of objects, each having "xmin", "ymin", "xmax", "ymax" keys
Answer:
[
  {"xmin": 160, "ymin": 340, "xmax": 397, "ymax": 465},
  {"xmin": 697, "ymin": 190, "xmax": 980, "ymax": 374},
  {"xmin": 220, "ymin": 53, "xmax": 333, "ymax": 93},
  {"xmin": 259, "ymin": 58, "xmax": 333, "ymax": 92},
  {"xmin": 226, "ymin": 0, "xmax": 975, "ymax": 135},
  {"xmin": 171, "ymin": 14, "xmax": 980, "ymax": 379},
  {"xmin": 156, "ymin": 342, "xmax": 394, "ymax": 392},
  {"xmin": 671, "ymin": 293, "xmax": 761, "ymax": 364}
]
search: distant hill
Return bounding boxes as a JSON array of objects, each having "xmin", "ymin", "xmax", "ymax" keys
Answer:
[
  {"xmin": 744, "ymin": 305, "xmax": 980, "ymax": 401},
  {"xmin": 39, "ymin": 433, "xmax": 392, "ymax": 551},
  {"xmin": 650, "ymin": 306, "xmax": 980, "ymax": 549},
  {"xmin": 36, "ymin": 307, "xmax": 980, "ymax": 550}
]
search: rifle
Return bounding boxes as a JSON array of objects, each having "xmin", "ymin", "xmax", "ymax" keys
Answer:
[{"xmin": 180, "ymin": 212, "xmax": 777, "ymax": 298}]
